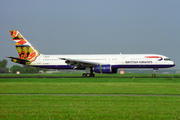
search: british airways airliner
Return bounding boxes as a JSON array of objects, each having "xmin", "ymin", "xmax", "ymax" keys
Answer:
[{"xmin": 7, "ymin": 30, "xmax": 175, "ymax": 77}]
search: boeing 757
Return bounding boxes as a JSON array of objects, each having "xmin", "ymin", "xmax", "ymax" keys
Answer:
[{"xmin": 7, "ymin": 30, "xmax": 175, "ymax": 77}]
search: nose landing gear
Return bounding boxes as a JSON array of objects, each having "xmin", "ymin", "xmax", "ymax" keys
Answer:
[{"xmin": 152, "ymin": 68, "xmax": 158, "ymax": 77}]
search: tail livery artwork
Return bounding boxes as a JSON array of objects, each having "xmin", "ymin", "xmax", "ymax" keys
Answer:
[
  {"xmin": 7, "ymin": 30, "xmax": 175, "ymax": 77},
  {"xmin": 8, "ymin": 30, "xmax": 40, "ymax": 65}
]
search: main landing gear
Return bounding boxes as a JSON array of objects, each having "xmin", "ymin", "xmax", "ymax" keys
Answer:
[
  {"xmin": 82, "ymin": 73, "xmax": 95, "ymax": 77},
  {"xmin": 82, "ymin": 67, "xmax": 95, "ymax": 77}
]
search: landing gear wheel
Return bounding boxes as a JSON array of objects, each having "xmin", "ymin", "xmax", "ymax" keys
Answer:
[
  {"xmin": 90, "ymin": 74, "xmax": 95, "ymax": 77},
  {"xmin": 83, "ymin": 73, "xmax": 87, "ymax": 77},
  {"xmin": 152, "ymin": 74, "xmax": 156, "ymax": 77},
  {"xmin": 82, "ymin": 73, "xmax": 95, "ymax": 77},
  {"xmin": 86, "ymin": 73, "xmax": 90, "ymax": 77}
]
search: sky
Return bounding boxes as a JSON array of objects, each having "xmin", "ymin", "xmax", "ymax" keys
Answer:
[{"xmin": 0, "ymin": 0, "xmax": 180, "ymax": 69}]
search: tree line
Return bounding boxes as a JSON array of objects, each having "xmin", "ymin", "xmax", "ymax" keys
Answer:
[{"xmin": 0, "ymin": 59, "xmax": 46, "ymax": 73}]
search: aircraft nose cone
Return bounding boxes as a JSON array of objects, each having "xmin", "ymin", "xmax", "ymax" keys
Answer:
[{"xmin": 173, "ymin": 62, "xmax": 176, "ymax": 66}]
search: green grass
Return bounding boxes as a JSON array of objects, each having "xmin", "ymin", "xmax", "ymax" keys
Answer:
[
  {"xmin": 0, "ymin": 77, "xmax": 180, "ymax": 94},
  {"xmin": 0, "ymin": 96, "xmax": 180, "ymax": 119},
  {"xmin": 1, "ymin": 74, "xmax": 180, "ymax": 119}
]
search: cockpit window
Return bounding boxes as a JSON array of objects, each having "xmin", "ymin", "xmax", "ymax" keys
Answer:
[{"xmin": 164, "ymin": 58, "xmax": 170, "ymax": 61}]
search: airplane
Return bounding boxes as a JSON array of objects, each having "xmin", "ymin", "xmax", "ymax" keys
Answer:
[{"xmin": 7, "ymin": 30, "xmax": 175, "ymax": 77}]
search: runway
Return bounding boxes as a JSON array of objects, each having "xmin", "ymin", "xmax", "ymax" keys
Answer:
[
  {"xmin": 0, "ymin": 76, "xmax": 180, "ymax": 78},
  {"xmin": 0, "ymin": 94, "xmax": 180, "ymax": 97}
]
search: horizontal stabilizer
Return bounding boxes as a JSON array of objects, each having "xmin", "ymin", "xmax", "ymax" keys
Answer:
[{"xmin": 7, "ymin": 56, "xmax": 31, "ymax": 65}]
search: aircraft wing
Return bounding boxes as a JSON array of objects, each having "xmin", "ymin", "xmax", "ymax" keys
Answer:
[{"xmin": 60, "ymin": 58, "xmax": 100, "ymax": 69}]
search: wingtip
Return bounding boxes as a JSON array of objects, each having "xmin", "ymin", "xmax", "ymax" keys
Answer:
[{"xmin": 6, "ymin": 56, "xmax": 11, "ymax": 58}]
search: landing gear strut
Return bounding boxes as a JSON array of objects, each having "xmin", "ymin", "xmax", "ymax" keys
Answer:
[
  {"xmin": 82, "ymin": 67, "xmax": 95, "ymax": 77},
  {"xmin": 152, "ymin": 68, "xmax": 158, "ymax": 77}
]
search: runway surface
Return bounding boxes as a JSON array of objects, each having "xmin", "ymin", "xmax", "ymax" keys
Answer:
[
  {"xmin": 0, "ymin": 94, "xmax": 180, "ymax": 97},
  {"xmin": 0, "ymin": 76, "xmax": 180, "ymax": 78}
]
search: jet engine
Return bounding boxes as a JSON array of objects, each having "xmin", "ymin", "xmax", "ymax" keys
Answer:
[{"xmin": 94, "ymin": 65, "xmax": 117, "ymax": 74}]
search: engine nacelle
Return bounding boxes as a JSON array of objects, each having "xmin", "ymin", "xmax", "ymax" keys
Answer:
[{"xmin": 94, "ymin": 65, "xmax": 117, "ymax": 74}]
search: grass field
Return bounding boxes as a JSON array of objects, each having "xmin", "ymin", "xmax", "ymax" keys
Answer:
[
  {"xmin": 0, "ymin": 73, "xmax": 180, "ymax": 119},
  {"xmin": 1, "ymin": 96, "xmax": 180, "ymax": 119}
]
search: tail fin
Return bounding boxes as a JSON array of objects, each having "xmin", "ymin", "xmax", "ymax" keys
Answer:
[{"xmin": 9, "ymin": 30, "xmax": 40, "ymax": 62}]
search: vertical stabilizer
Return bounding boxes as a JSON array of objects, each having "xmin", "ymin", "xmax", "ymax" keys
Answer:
[{"xmin": 9, "ymin": 30, "xmax": 40, "ymax": 62}]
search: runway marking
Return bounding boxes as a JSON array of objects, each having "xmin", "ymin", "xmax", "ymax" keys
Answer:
[{"xmin": 0, "ymin": 94, "xmax": 180, "ymax": 97}]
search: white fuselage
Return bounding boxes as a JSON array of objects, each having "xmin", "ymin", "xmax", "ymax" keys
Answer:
[{"xmin": 30, "ymin": 54, "xmax": 175, "ymax": 70}]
